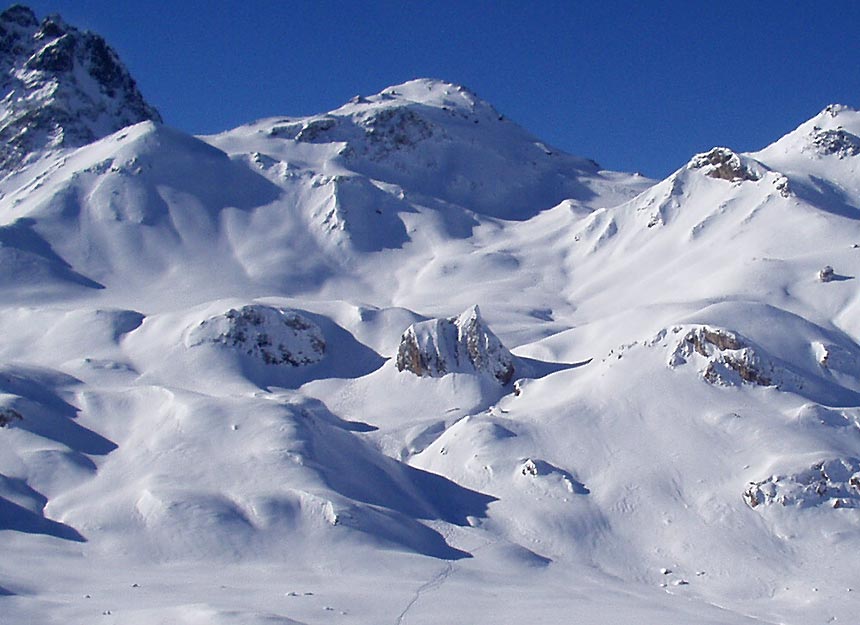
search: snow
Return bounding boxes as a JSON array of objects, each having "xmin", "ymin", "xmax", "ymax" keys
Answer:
[{"xmin": 4, "ymin": 10, "xmax": 860, "ymax": 623}]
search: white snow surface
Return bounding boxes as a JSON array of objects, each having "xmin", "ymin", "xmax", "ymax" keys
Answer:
[{"xmin": 2, "ymin": 49, "xmax": 860, "ymax": 624}]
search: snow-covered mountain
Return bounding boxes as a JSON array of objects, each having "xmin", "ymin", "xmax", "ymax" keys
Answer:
[
  {"xmin": 3, "ymin": 7, "xmax": 860, "ymax": 625},
  {"xmin": 0, "ymin": 5, "xmax": 160, "ymax": 175}
]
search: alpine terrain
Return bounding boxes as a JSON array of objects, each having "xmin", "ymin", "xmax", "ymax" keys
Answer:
[{"xmin": 2, "ymin": 6, "xmax": 860, "ymax": 624}]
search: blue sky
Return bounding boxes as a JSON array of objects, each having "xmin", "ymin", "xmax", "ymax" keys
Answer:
[{"xmin": 23, "ymin": 0, "xmax": 860, "ymax": 178}]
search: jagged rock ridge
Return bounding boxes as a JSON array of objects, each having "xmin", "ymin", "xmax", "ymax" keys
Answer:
[
  {"xmin": 396, "ymin": 305, "xmax": 515, "ymax": 384},
  {"xmin": 0, "ymin": 4, "xmax": 161, "ymax": 173},
  {"xmin": 668, "ymin": 326, "xmax": 775, "ymax": 387}
]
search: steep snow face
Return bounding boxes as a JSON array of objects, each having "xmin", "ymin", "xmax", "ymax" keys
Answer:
[
  {"xmin": 396, "ymin": 305, "xmax": 515, "ymax": 384},
  {"xmin": 0, "ymin": 5, "xmax": 160, "ymax": 174}
]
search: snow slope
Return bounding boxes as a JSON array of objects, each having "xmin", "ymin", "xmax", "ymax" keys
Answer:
[{"xmin": 3, "ymin": 7, "xmax": 860, "ymax": 625}]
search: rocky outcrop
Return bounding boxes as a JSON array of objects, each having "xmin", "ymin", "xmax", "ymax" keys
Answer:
[
  {"xmin": 0, "ymin": 5, "xmax": 161, "ymax": 172},
  {"xmin": 186, "ymin": 305, "xmax": 325, "ymax": 367},
  {"xmin": 357, "ymin": 105, "xmax": 435, "ymax": 157},
  {"xmin": 808, "ymin": 128, "xmax": 860, "ymax": 158},
  {"xmin": 0, "ymin": 406, "xmax": 22, "ymax": 427},
  {"xmin": 396, "ymin": 305, "xmax": 515, "ymax": 384},
  {"xmin": 517, "ymin": 458, "xmax": 589, "ymax": 494},
  {"xmin": 668, "ymin": 326, "xmax": 776, "ymax": 387},
  {"xmin": 688, "ymin": 147, "xmax": 761, "ymax": 182},
  {"xmin": 815, "ymin": 341, "xmax": 856, "ymax": 375},
  {"xmin": 744, "ymin": 458, "xmax": 860, "ymax": 509}
]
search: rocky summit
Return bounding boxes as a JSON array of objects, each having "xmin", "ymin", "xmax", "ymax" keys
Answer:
[{"xmin": 0, "ymin": 4, "xmax": 159, "ymax": 173}]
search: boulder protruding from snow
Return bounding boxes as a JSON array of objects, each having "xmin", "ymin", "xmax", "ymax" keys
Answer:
[
  {"xmin": 395, "ymin": 305, "xmax": 515, "ymax": 385},
  {"xmin": 668, "ymin": 326, "xmax": 775, "ymax": 387},
  {"xmin": 186, "ymin": 305, "xmax": 325, "ymax": 367},
  {"xmin": 744, "ymin": 458, "xmax": 860, "ymax": 509},
  {"xmin": 688, "ymin": 147, "xmax": 761, "ymax": 182},
  {"xmin": 0, "ymin": 406, "xmax": 22, "ymax": 427}
]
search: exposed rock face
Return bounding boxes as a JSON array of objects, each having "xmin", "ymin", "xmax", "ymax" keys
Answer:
[
  {"xmin": 357, "ymin": 105, "xmax": 435, "ymax": 157},
  {"xmin": 668, "ymin": 326, "xmax": 775, "ymax": 387},
  {"xmin": 186, "ymin": 305, "xmax": 326, "ymax": 367},
  {"xmin": 269, "ymin": 97, "xmax": 437, "ymax": 160},
  {"xmin": 396, "ymin": 305, "xmax": 515, "ymax": 384},
  {"xmin": 689, "ymin": 147, "xmax": 761, "ymax": 182},
  {"xmin": 815, "ymin": 341, "xmax": 856, "ymax": 375},
  {"xmin": 808, "ymin": 128, "xmax": 860, "ymax": 158},
  {"xmin": 822, "ymin": 103, "xmax": 854, "ymax": 118},
  {"xmin": 819, "ymin": 265, "xmax": 835, "ymax": 282},
  {"xmin": 744, "ymin": 458, "xmax": 860, "ymax": 509},
  {"xmin": 0, "ymin": 5, "xmax": 161, "ymax": 173}
]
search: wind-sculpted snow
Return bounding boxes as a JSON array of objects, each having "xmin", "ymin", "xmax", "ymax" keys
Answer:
[
  {"xmin": 0, "ymin": 365, "xmax": 115, "ymax": 456},
  {"xmin": 0, "ymin": 122, "xmax": 282, "ymax": 292},
  {"xmin": 8, "ymin": 7, "xmax": 860, "ymax": 624},
  {"xmin": 309, "ymin": 174, "xmax": 412, "ymax": 251},
  {"xmin": 0, "ymin": 217, "xmax": 104, "ymax": 293},
  {"xmin": 54, "ymin": 390, "xmax": 494, "ymax": 562}
]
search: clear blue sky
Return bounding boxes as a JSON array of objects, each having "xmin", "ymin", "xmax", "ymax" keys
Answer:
[{"xmin": 23, "ymin": 0, "xmax": 860, "ymax": 178}]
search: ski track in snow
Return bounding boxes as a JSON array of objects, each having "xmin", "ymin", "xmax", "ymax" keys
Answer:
[{"xmin": 394, "ymin": 562, "xmax": 454, "ymax": 625}]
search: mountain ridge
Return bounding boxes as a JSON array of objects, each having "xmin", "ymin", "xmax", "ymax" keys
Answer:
[
  {"xmin": 3, "ymin": 6, "xmax": 860, "ymax": 625},
  {"xmin": 0, "ymin": 4, "xmax": 160, "ymax": 174}
]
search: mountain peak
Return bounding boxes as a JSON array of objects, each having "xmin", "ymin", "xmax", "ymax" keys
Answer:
[
  {"xmin": 0, "ymin": 4, "xmax": 36, "ymax": 28},
  {"xmin": 753, "ymin": 103, "xmax": 860, "ymax": 165},
  {"xmin": 0, "ymin": 4, "xmax": 161, "ymax": 173},
  {"xmin": 379, "ymin": 78, "xmax": 490, "ymax": 109},
  {"xmin": 820, "ymin": 103, "xmax": 857, "ymax": 118},
  {"xmin": 333, "ymin": 77, "xmax": 501, "ymax": 120}
]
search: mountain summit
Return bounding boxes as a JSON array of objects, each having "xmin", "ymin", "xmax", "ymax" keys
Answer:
[
  {"xmin": 0, "ymin": 4, "xmax": 160, "ymax": 173},
  {"xmin": 209, "ymin": 77, "xmax": 651, "ymax": 223}
]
